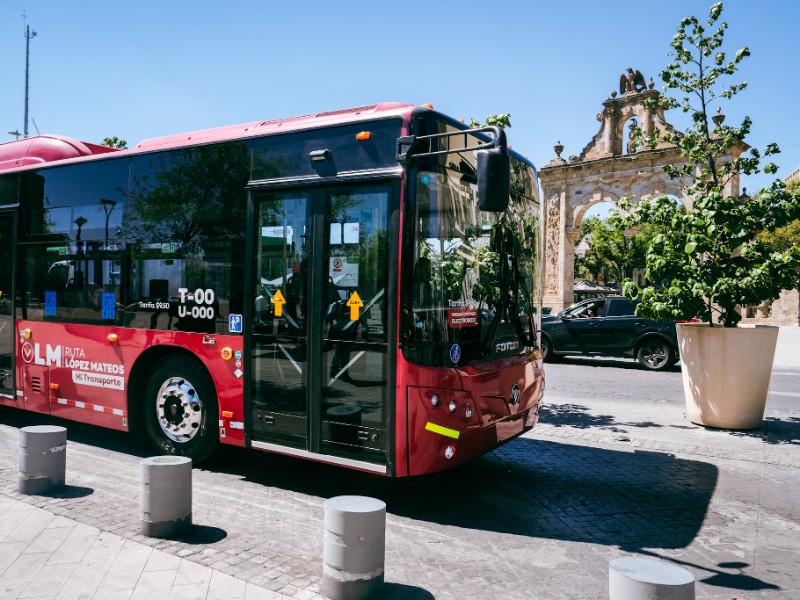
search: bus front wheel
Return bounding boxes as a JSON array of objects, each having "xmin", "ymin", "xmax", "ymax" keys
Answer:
[{"xmin": 144, "ymin": 355, "xmax": 219, "ymax": 464}]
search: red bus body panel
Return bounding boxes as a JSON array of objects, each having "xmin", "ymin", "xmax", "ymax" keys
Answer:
[
  {"xmin": 398, "ymin": 352, "xmax": 544, "ymax": 477},
  {"xmin": 6, "ymin": 321, "xmax": 245, "ymax": 446}
]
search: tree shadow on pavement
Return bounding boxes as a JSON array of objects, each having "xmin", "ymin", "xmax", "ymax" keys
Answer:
[
  {"xmin": 724, "ymin": 416, "xmax": 800, "ymax": 446},
  {"xmin": 540, "ymin": 402, "xmax": 663, "ymax": 431},
  {"xmin": 626, "ymin": 550, "xmax": 779, "ymax": 593}
]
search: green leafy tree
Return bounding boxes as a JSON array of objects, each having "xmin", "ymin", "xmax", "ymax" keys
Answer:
[
  {"xmin": 469, "ymin": 114, "xmax": 511, "ymax": 129},
  {"xmin": 574, "ymin": 212, "xmax": 668, "ymax": 284},
  {"xmin": 102, "ymin": 136, "xmax": 128, "ymax": 149},
  {"xmin": 758, "ymin": 218, "xmax": 800, "ymax": 252},
  {"xmin": 621, "ymin": 2, "xmax": 800, "ymax": 327},
  {"xmin": 575, "ymin": 213, "xmax": 653, "ymax": 284}
]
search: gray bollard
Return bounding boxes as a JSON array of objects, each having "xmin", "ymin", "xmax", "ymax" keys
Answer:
[
  {"xmin": 140, "ymin": 456, "xmax": 192, "ymax": 538},
  {"xmin": 323, "ymin": 495, "xmax": 386, "ymax": 600},
  {"xmin": 610, "ymin": 556, "xmax": 695, "ymax": 599},
  {"xmin": 18, "ymin": 425, "xmax": 67, "ymax": 495}
]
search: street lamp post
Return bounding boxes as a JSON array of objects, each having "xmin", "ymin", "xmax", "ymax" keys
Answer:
[
  {"xmin": 73, "ymin": 216, "xmax": 87, "ymax": 245},
  {"xmin": 73, "ymin": 216, "xmax": 87, "ymax": 275},
  {"xmin": 23, "ymin": 24, "xmax": 37, "ymax": 139},
  {"xmin": 100, "ymin": 199, "xmax": 117, "ymax": 249},
  {"xmin": 100, "ymin": 199, "xmax": 118, "ymax": 285}
]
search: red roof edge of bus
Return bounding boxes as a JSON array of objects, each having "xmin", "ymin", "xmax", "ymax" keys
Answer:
[
  {"xmin": 0, "ymin": 135, "xmax": 119, "ymax": 172},
  {"xmin": 132, "ymin": 102, "xmax": 416, "ymax": 152}
]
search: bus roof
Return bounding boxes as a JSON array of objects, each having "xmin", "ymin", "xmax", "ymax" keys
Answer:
[
  {"xmin": 132, "ymin": 102, "xmax": 414, "ymax": 151},
  {"xmin": 0, "ymin": 102, "xmax": 416, "ymax": 173},
  {"xmin": 0, "ymin": 134, "xmax": 119, "ymax": 172}
]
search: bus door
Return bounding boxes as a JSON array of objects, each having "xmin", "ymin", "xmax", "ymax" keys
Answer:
[
  {"xmin": 249, "ymin": 184, "xmax": 391, "ymax": 469},
  {"xmin": 250, "ymin": 193, "xmax": 310, "ymax": 450},
  {"xmin": 0, "ymin": 211, "xmax": 14, "ymax": 401}
]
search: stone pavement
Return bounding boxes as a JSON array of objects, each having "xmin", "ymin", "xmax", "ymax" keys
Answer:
[
  {"xmin": 0, "ymin": 499, "xmax": 282, "ymax": 600},
  {"xmin": 0, "ymin": 328, "xmax": 798, "ymax": 599}
]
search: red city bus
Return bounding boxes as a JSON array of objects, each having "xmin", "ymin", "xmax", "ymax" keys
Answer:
[{"xmin": 0, "ymin": 102, "xmax": 544, "ymax": 476}]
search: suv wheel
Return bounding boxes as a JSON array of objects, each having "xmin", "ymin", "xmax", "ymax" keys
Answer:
[
  {"xmin": 636, "ymin": 340, "xmax": 674, "ymax": 371},
  {"xmin": 541, "ymin": 336, "xmax": 561, "ymax": 363}
]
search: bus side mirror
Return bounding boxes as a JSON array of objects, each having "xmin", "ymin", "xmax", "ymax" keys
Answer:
[{"xmin": 476, "ymin": 136, "xmax": 510, "ymax": 212}]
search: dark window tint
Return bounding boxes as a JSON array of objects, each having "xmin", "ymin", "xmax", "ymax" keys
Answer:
[
  {"xmin": 125, "ymin": 143, "xmax": 248, "ymax": 332},
  {"xmin": 606, "ymin": 298, "xmax": 637, "ymax": 317},
  {"xmin": 250, "ymin": 120, "xmax": 402, "ymax": 181},
  {"xmin": 18, "ymin": 161, "xmax": 128, "ymax": 324},
  {"xmin": 0, "ymin": 175, "xmax": 19, "ymax": 206}
]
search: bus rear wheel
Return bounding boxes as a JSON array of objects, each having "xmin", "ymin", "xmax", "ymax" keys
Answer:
[{"xmin": 144, "ymin": 355, "xmax": 219, "ymax": 464}]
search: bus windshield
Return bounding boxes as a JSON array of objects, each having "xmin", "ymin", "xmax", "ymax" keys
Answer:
[{"xmin": 402, "ymin": 155, "xmax": 540, "ymax": 367}]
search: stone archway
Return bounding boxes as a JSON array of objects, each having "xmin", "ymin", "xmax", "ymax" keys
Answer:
[{"xmin": 539, "ymin": 69, "xmax": 742, "ymax": 311}]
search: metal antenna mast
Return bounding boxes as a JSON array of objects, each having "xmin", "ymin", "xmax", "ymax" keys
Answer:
[{"xmin": 23, "ymin": 13, "xmax": 37, "ymax": 138}]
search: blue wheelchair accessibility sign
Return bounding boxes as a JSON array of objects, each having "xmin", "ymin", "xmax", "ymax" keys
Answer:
[{"xmin": 229, "ymin": 314, "xmax": 243, "ymax": 333}]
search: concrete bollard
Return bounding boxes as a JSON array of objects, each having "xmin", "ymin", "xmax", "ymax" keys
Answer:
[
  {"xmin": 323, "ymin": 495, "xmax": 386, "ymax": 600},
  {"xmin": 610, "ymin": 556, "xmax": 695, "ymax": 599},
  {"xmin": 140, "ymin": 456, "xmax": 192, "ymax": 538},
  {"xmin": 18, "ymin": 425, "xmax": 67, "ymax": 495}
]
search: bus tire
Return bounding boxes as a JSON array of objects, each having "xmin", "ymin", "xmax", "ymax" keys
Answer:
[{"xmin": 144, "ymin": 355, "xmax": 219, "ymax": 464}]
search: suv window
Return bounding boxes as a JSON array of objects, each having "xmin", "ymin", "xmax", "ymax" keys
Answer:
[{"xmin": 606, "ymin": 298, "xmax": 637, "ymax": 317}]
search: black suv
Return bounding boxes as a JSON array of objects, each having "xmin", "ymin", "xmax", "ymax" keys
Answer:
[{"xmin": 540, "ymin": 296, "xmax": 679, "ymax": 371}]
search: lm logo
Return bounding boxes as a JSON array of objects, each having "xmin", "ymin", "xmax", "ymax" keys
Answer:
[{"xmin": 20, "ymin": 342, "xmax": 62, "ymax": 366}]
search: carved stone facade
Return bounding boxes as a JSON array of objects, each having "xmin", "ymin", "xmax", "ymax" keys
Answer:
[{"xmin": 539, "ymin": 72, "xmax": 743, "ymax": 313}]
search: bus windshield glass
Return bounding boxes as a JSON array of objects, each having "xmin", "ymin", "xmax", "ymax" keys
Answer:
[{"xmin": 402, "ymin": 150, "xmax": 540, "ymax": 367}]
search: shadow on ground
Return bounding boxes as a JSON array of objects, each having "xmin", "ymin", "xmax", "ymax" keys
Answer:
[
  {"xmin": 1, "ymin": 405, "xmax": 783, "ymax": 595},
  {"xmin": 0, "ymin": 404, "xmax": 716, "ymax": 551},
  {"xmin": 725, "ymin": 416, "xmax": 800, "ymax": 446},
  {"xmin": 539, "ymin": 402, "xmax": 663, "ymax": 432},
  {"xmin": 209, "ymin": 437, "xmax": 718, "ymax": 553},
  {"xmin": 629, "ymin": 550, "xmax": 780, "ymax": 592},
  {"xmin": 556, "ymin": 356, "xmax": 682, "ymax": 372}
]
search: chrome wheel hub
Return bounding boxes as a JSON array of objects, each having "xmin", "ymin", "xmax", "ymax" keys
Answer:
[
  {"xmin": 642, "ymin": 345, "xmax": 667, "ymax": 368},
  {"xmin": 156, "ymin": 377, "xmax": 202, "ymax": 442}
]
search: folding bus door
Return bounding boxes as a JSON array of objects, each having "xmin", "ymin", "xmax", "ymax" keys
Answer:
[
  {"xmin": 249, "ymin": 184, "xmax": 391, "ymax": 469},
  {"xmin": 249, "ymin": 193, "xmax": 310, "ymax": 450},
  {"xmin": 318, "ymin": 185, "xmax": 390, "ymax": 465}
]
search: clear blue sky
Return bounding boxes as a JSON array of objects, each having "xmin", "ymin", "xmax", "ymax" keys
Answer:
[{"xmin": 2, "ymin": 0, "xmax": 798, "ymax": 197}]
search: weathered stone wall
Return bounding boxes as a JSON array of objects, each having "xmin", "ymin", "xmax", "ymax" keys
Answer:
[{"xmin": 740, "ymin": 290, "xmax": 800, "ymax": 326}]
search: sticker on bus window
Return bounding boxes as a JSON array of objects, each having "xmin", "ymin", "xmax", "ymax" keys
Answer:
[
  {"xmin": 45, "ymin": 291, "xmax": 57, "ymax": 317},
  {"xmin": 447, "ymin": 308, "xmax": 478, "ymax": 328},
  {"xmin": 229, "ymin": 314, "xmax": 243, "ymax": 333},
  {"xmin": 330, "ymin": 257, "xmax": 359, "ymax": 287},
  {"xmin": 330, "ymin": 223, "xmax": 342, "ymax": 245},
  {"xmin": 101, "ymin": 293, "xmax": 116, "ymax": 320},
  {"xmin": 343, "ymin": 223, "xmax": 360, "ymax": 244}
]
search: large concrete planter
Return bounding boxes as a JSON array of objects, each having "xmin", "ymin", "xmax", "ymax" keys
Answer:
[{"xmin": 677, "ymin": 323, "xmax": 779, "ymax": 429}]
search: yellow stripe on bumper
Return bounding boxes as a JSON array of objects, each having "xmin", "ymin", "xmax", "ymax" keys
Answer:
[{"xmin": 425, "ymin": 422, "xmax": 460, "ymax": 439}]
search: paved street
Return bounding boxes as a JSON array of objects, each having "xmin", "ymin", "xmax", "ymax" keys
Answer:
[{"xmin": 0, "ymin": 327, "xmax": 798, "ymax": 599}]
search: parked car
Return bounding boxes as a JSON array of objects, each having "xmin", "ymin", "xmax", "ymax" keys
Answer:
[{"xmin": 540, "ymin": 296, "xmax": 679, "ymax": 371}]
